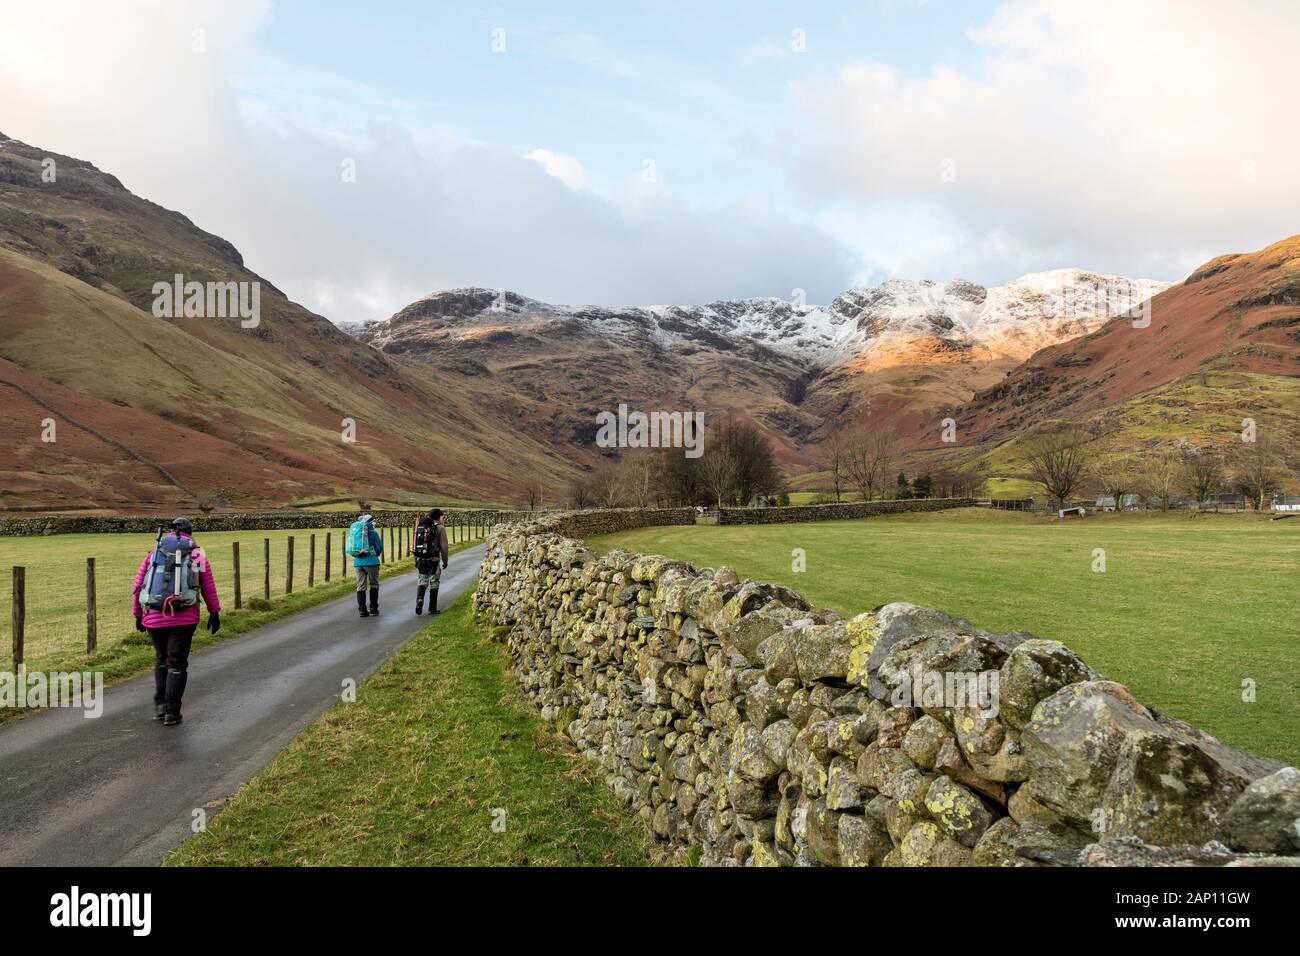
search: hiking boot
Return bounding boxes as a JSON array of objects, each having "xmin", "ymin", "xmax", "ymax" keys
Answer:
[
  {"xmin": 154, "ymin": 703, "xmax": 167, "ymax": 722},
  {"xmin": 164, "ymin": 668, "xmax": 187, "ymax": 725},
  {"xmin": 415, "ymin": 585, "xmax": 426, "ymax": 615},
  {"xmin": 369, "ymin": 586, "xmax": 380, "ymax": 616},
  {"xmin": 357, "ymin": 590, "xmax": 369, "ymax": 618},
  {"xmin": 429, "ymin": 586, "xmax": 440, "ymax": 614}
]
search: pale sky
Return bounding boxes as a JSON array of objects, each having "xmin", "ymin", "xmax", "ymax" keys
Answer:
[{"xmin": 2, "ymin": 0, "xmax": 1297, "ymax": 322}]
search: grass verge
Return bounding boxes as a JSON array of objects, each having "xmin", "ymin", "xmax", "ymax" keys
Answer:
[{"xmin": 167, "ymin": 592, "xmax": 664, "ymax": 866}]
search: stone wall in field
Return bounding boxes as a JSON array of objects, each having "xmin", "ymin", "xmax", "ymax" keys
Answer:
[
  {"xmin": 0, "ymin": 509, "xmax": 538, "ymax": 537},
  {"xmin": 717, "ymin": 497, "xmax": 977, "ymax": 525},
  {"xmin": 475, "ymin": 516, "xmax": 1300, "ymax": 867}
]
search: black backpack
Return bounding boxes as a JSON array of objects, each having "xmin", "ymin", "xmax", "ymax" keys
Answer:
[{"xmin": 413, "ymin": 523, "xmax": 433, "ymax": 558}]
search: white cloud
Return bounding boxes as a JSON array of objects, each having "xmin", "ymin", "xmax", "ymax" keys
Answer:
[
  {"xmin": 0, "ymin": 0, "xmax": 860, "ymax": 321},
  {"xmin": 794, "ymin": 0, "xmax": 1300, "ymax": 281},
  {"xmin": 525, "ymin": 149, "xmax": 589, "ymax": 190}
]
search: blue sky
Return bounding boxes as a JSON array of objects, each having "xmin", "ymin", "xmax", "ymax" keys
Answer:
[
  {"xmin": 251, "ymin": 1, "xmax": 997, "ymax": 198},
  {"xmin": 4, "ymin": 0, "xmax": 1297, "ymax": 321}
]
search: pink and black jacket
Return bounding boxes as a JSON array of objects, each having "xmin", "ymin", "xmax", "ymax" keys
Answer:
[{"xmin": 131, "ymin": 532, "xmax": 221, "ymax": 629}]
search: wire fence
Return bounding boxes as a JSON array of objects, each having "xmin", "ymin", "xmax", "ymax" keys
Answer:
[{"xmin": 0, "ymin": 519, "xmax": 488, "ymax": 672}]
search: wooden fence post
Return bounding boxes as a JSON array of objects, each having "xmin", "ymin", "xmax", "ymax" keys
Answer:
[
  {"xmin": 85, "ymin": 558, "xmax": 97, "ymax": 654},
  {"xmin": 232, "ymin": 542, "xmax": 242, "ymax": 609},
  {"xmin": 263, "ymin": 538, "xmax": 271, "ymax": 600},
  {"xmin": 286, "ymin": 536, "xmax": 295, "ymax": 594},
  {"xmin": 12, "ymin": 566, "xmax": 24, "ymax": 670},
  {"xmin": 325, "ymin": 532, "xmax": 332, "ymax": 582},
  {"xmin": 308, "ymin": 534, "xmax": 316, "ymax": 588}
]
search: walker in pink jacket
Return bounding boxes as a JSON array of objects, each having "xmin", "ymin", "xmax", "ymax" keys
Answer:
[{"xmin": 132, "ymin": 532, "xmax": 221, "ymax": 629}]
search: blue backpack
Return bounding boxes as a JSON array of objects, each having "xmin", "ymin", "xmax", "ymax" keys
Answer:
[
  {"xmin": 346, "ymin": 520, "xmax": 373, "ymax": 558},
  {"xmin": 140, "ymin": 532, "xmax": 199, "ymax": 611}
]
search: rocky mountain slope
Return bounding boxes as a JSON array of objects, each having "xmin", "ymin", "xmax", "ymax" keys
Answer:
[
  {"xmin": 940, "ymin": 236, "xmax": 1300, "ymax": 444},
  {"xmin": 895, "ymin": 235, "xmax": 1300, "ymax": 496},
  {"xmin": 6, "ymin": 130, "xmax": 1287, "ymax": 511},
  {"xmin": 354, "ymin": 271, "xmax": 1170, "ymax": 460}
]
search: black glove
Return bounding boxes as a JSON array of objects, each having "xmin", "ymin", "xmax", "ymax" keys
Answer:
[
  {"xmin": 442, "ymin": 560, "xmax": 448, "ymax": 570},
  {"xmin": 135, "ymin": 616, "xmax": 147, "ymax": 633},
  {"xmin": 207, "ymin": 611, "xmax": 221, "ymax": 634}
]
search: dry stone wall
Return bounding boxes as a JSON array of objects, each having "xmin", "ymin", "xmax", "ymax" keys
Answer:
[
  {"xmin": 717, "ymin": 498, "xmax": 976, "ymax": 525},
  {"xmin": 0, "ymin": 508, "xmax": 535, "ymax": 536},
  {"xmin": 475, "ymin": 514, "xmax": 1300, "ymax": 867}
]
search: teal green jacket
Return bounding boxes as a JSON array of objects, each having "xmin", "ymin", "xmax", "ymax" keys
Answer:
[{"xmin": 352, "ymin": 525, "xmax": 384, "ymax": 567}]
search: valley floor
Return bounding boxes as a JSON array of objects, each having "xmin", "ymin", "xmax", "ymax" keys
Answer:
[{"xmin": 590, "ymin": 509, "xmax": 1300, "ymax": 767}]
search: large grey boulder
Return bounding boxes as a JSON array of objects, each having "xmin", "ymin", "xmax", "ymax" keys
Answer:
[
  {"xmin": 1223, "ymin": 767, "xmax": 1300, "ymax": 853},
  {"xmin": 1021, "ymin": 681, "xmax": 1285, "ymax": 845}
]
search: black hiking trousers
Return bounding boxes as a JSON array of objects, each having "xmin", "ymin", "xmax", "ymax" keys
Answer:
[{"xmin": 150, "ymin": 623, "xmax": 197, "ymax": 714}]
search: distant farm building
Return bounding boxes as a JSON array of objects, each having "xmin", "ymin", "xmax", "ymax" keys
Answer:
[
  {"xmin": 1272, "ymin": 494, "xmax": 1300, "ymax": 512},
  {"xmin": 1096, "ymin": 493, "xmax": 1141, "ymax": 510},
  {"xmin": 989, "ymin": 497, "xmax": 1034, "ymax": 511}
]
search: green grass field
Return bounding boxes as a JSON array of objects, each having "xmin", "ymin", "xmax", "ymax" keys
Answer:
[
  {"xmin": 0, "ymin": 527, "xmax": 480, "ymax": 679},
  {"xmin": 590, "ymin": 509, "xmax": 1300, "ymax": 767},
  {"xmin": 168, "ymin": 593, "xmax": 664, "ymax": 866}
]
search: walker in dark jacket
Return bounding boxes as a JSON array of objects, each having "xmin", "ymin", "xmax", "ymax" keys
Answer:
[{"xmin": 414, "ymin": 510, "xmax": 450, "ymax": 615}]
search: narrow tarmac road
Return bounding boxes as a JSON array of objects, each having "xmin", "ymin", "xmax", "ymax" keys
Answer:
[{"xmin": 0, "ymin": 545, "xmax": 484, "ymax": 866}]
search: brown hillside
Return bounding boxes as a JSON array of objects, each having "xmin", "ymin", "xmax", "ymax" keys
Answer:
[{"xmin": 941, "ymin": 236, "xmax": 1300, "ymax": 444}]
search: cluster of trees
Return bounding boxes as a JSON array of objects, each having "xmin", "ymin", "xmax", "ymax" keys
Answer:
[
  {"xmin": 824, "ymin": 425, "xmax": 898, "ymax": 503},
  {"xmin": 822, "ymin": 424, "xmax": 988, "ymax": 502},
  {"xmin": 1024, "ymin": 427, "xmax": 1289, "ymax": 511},
  {"xmin": 567, "ymin": 417, "xmax": 783, "ymax": 509}
]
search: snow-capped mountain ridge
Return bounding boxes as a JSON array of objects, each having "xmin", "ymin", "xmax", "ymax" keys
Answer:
[{"xmin": 358, "ymin": 269, "xmax": 1172, "ymax": 370}]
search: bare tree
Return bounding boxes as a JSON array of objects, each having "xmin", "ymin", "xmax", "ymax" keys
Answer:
[
  {"xmin": 524, "ymin": 482, "xmax": 545, "ymax": 511},
  {"xmin": 650, "ymin": 446, "xmax": 703, "ymax": 506},
  {"xmin": 1094, "ymin": 454, "xmax": 1139, "ymax": 511},
  {"xmin": 1141, "ymin": 447, "xmax": 1181, "ymax": 511},
  {"xmin": 1181, "ymin": 446, "xmax": 1224, "ymax": 511},
  {"xmin": 620, "ymin": 452, "xmax": 657, "ymax": 507},
  {"xmin": 696, "ymin": 444, "xmax": 738, "ymax": 512},
  {"xmin": 869, "ymin": 429, "xmax": 896, "ymax": 499},
  {"xmin": 590, "ymin": 466, "xmax": 625, "ymax": 509},
  {"xmin": 844, "ymin": 425, "xmax": 897, "ymax": 502},
  {"xmin": 1230, "ymin": 436, "xmax": 1284, "ymax": 511},
  {"xmin": 825, "ymin": 426, "xmax": 847, "ymax": 502},
  {"xmin": 1025, "ymin": 427, "xmax": 1091, "ymax": 510},
  {"xmin": 567, "ymin": 476, "xmax": 593, "ymax": 509}
]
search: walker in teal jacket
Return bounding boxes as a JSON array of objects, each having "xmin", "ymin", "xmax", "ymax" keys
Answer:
[{"xmin": 346, "ymin": 515, "xmax": 384, "ymax": 567}]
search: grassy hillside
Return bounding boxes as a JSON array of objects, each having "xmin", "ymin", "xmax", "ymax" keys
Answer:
[
  {"xmin": 168, "ymin": 594, "xmax": 664, "ymax": 866},
  {"xmin": 0, "ymin": 134, "xmax": 581, "ymax": 512},
  {"xmin": 590, "ymin": 509, "xmax": 1300, "ymax": 766}
]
